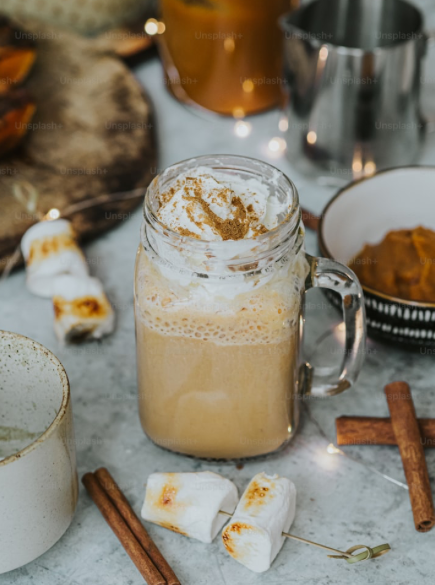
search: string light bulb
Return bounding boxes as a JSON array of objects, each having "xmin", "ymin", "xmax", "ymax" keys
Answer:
[
  {"xmin": 326, "ymin": 443, "xmax": 342, "ymax": 455},
  {"xmin": 145, "ymin": 18, "xmax": 165, "ymax": 35},
  {"xmin": 364, "ymin": 161, "xmax": 376, "ymax": 175},
  {"xmin": 268, "ymin": 137, "xmax": 287, "ymax": 153},
  {"xmin": 45, "ymin": 208, "xmax": 60, "ymax": 221},
  {"xmin": 307, "ymin": 131, "xmax": 317, "ymax": 145},
  {"xmin": 242, "ymin": 79, "xmax": 254, "ymax": 93},
  {"xmin": 279, "ymin": 117, "xmax": 288, "ymax": 132},
  {"xmin": 232, "ymin": 107, "xmax": 245, "ymax": 119},
  {"xmin": 224, "ymin": 38, "xmax": 235, "ymax": 52},
  {"xmin": 234, "ymin": 120, "xmax": 252, "ymax": 138},
  {"xmin": 319, "ymin": 47, "xmax": 328, "ymax": 61}
]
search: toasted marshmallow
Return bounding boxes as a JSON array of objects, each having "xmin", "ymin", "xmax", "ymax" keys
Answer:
[
  {"xmin": 21, "ymin": 219, "xmax": 89, "ymax": 297},
  {"xmin": 222, "ymin": 472, "xmax": 296, "ymax": 573},
  {"xmin": 52, "ymin": 274, "xmax": 114, "ymax": 342},
  {"xmin": 141, "ymin": 471, "xmax": 238, "ymax": 543}
]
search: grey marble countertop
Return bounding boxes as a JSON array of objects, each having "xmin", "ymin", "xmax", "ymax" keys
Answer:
[{"xmin": 2, "ymin": 2, "xmax": 435, "ymax": 582}]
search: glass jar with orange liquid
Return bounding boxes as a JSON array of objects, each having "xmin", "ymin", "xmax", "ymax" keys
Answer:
[{"xmin": 158, "ymin": 0, "xmax": 299, "ymax": 115}]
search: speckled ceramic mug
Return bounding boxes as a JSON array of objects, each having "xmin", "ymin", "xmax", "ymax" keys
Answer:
[{"xmin": 0, "ymin": 331, "xmax": 78, "ymax": 574}]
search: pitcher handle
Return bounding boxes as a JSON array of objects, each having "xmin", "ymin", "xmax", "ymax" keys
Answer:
[
  {"xmin": 301, "ymin": 254, "xmax": 366, "ymax": 397},
  {"xmin": 423, "ymin": 30, "xmax": 435, "ymax": 133}
]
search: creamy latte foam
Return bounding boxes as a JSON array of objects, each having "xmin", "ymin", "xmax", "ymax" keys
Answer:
[{"xmin": 135, "ymin": 164, "xmax": 308, "ymax": 459}]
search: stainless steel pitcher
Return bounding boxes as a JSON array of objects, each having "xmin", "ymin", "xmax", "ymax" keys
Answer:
[{"xmin": 280, "ymin": 0, "xmax": 434, "ymax": 177}]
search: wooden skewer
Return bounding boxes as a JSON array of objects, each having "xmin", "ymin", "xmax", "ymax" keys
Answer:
[{"xmin": 218, "ymin": 510, "xmax": 390, "ymax": 563}]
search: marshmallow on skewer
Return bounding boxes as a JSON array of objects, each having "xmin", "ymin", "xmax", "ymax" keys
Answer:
[
  {"xmin": 21, "ymin": 219, "xmax": 89, "ymax": 297},
  {"xmin": 141, "ymin": 471, "xmax": 238, "ymax": 543},
  {"xmin": 222, "ymin": 472, "xmax": 296, "ymax": 573},
  {"xmin": 52, "ymin": 274, "xmax": 115, "ymax": 343}
]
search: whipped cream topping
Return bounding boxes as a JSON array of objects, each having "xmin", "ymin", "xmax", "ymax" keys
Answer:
[
  {"xmin": 141, "ymin": 162, "xmax": 307, "ymax": 302},
  {"xmin": 156, "ymin": 166, "xmax": 288, "ymax": 241}
]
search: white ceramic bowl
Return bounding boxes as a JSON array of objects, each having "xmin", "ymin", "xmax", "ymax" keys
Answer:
[
  {"xmin": 0, "ymin": 331, "xmax": 78, "ymax": 574},
  {"xmin": 318, "ymin": 166, "xmax": 435, "ymax": 347}
]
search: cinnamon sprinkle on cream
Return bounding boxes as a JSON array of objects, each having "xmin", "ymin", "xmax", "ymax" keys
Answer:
[
  {"xmin": 156, "ymin": 167, "xmax": 285, "ymax": 241},
  {"xmin": 177, "ymin": 227, "xmax": 200, "ymax": 239}
]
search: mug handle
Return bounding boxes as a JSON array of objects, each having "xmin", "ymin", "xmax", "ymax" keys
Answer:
[{"xmin": 300, "ymin": 253, "xmax": 366, "ymax": 397}]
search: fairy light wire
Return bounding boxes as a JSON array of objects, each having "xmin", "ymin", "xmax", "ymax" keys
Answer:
[
  {"xmin": 303, "ymin": 323, "xmax": 409, "ymax": 491},
  {"xmin": 303, "ymin": 402, "xmax": 408, "ymax": 491}
]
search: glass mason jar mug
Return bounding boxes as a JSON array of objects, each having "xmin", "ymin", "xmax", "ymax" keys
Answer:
[{"xmin": 134, "ymin": 155, "xmax": 366, "ymax": 459}]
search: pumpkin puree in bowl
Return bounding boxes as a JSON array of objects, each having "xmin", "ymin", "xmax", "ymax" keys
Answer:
[{"xmin": 351, "ymin": 227, "xmax": 435, "ymax": 302}]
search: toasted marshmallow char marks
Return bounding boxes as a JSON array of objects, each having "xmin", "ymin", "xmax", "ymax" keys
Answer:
[
  {"xmin": 21, "ymin": 219, "xmax": 89, "ymax": 297},
  {"xmin": 52, "ymin": 275, "xmax": 114, "ymax": 343},
  {"xmin": 156, "ymin": 166, "xmax": 288, "ymax": 241},
  {"xmin": 222, "ymin": 472, "xmax": 296, "ymax": 572},
  {"xmin": 141, "ymin": 471, "xmax": 238, "ymax": 543}
]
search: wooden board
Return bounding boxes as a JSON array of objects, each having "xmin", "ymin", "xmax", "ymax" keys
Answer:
[{"xmin": 0, "ymin": 20, "xmax": 157, "ymax": 270}]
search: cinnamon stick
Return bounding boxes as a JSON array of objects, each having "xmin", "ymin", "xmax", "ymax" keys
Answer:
[
  {"xmin": 336, "ymin": 416, "xmax": 435, "ymax": 447},
  {"xmin": 384, "ymin": 381, "xmax": 435, "ymax": 532},
  {"xmin": 82, "ymin": 473, "xmax": 166, "ymax": 585},
  {"xmin": 301, "ymin": 207, "xmax": 320, "ymax": 232},
  {"xmin": 95, "ymin": 467, "xmax": 181, "ymax": 585}
]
